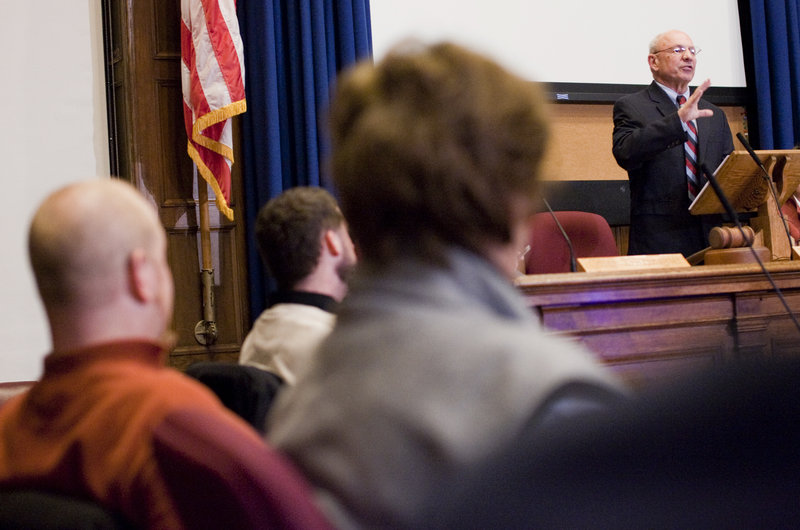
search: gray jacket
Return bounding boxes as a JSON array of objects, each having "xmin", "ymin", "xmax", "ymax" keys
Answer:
[{"xmin": 268, "ymin": 247, "xmax": 624, "ymax": 529}]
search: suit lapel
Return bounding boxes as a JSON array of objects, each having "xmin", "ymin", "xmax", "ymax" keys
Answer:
[
  {"xmin": 647, "ymin": 82, "xmax": 678, "ymax": 118},
  {"xmin": 648, "ymin": 83, "xmax": 714, "ymax": 167}
]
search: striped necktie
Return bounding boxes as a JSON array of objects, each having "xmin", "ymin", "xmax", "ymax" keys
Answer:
[{"xmin": 677, "ymin": 95, "xmax": 700, "ymax": 201}]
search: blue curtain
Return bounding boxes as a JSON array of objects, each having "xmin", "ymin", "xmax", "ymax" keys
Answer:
[
  {"xmin": 237, "ymin": 1, "xmax": 372, "ymax": 320},
  {"xmin": 739, "ymin": 0, "xmax": 800, "ymax": 149}
]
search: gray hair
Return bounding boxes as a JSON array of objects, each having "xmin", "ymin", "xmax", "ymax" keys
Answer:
[{"xmin": 649, "ymin": 32, "xmax": 667, "ymax": 54}]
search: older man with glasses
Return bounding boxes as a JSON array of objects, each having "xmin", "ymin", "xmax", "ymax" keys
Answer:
[{"xmin": 612, "ymin": 29, "xmax": 734, "ymax": 258}]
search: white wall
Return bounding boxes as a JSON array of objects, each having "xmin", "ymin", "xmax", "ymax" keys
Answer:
[
  {"xmin": 371, "ymin": 0, "xmax": 746, "ymax": 88},
  {"xmin": 0, "ymin": 2, "xmax": 109, "ymax": 381}
]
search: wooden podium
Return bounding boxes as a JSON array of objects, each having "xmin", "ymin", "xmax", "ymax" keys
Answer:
[{"xmin": 689, "ymin": 150, "xmax": 800, "ymax": 261}]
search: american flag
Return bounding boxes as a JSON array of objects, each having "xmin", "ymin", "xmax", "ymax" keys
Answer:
[{"xmin": 180, "ymin": 0, "xmax": 246, "ymax": 221}]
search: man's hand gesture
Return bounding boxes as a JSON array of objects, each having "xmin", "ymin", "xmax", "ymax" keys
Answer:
[{"xmin": 678, "ymin": 78, "xmax": 714, "ymax": 123}]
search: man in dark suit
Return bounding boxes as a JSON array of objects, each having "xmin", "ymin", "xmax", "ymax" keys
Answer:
[{"xmin": 613, "ymin": 29, "xmax": 734, "ymax": 257}]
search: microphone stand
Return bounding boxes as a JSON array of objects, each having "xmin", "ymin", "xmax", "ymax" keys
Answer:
[
  {"xmin": 736, "ymin": 132, "xmax": 794, "ymax": 249},
  {"xmin": 701, "ymin": 161, "xmax": 800, "ymax": 335},
  {"xmin": 542, "ymin": 197, "xmax": 577, "ymax": 272}
]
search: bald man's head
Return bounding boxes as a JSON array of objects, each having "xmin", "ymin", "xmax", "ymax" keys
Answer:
[{"xmin": 29, "ymin": 179, "xmax": 169, "ymax": 314}]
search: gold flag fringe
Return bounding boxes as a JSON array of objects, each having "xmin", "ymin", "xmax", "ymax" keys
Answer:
[
  {"xmin": 187, "ymin": 98, "xmax": 247, "ymax": 222},
  {"xmin": 192, "ymin": 99, "xmax": 248, "ymax": 161},
  {"xmin": 187, "ymin": 142, "xmax": 235, "ymax": 222}
]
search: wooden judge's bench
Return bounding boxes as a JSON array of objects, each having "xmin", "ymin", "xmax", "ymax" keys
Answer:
[
  {"xmin": 516, "ymin": 261, "xmax": 800, "ymax": 388},
  {"xmin": 521, "ymin": 149, "xmax": 800, "ymax": 388}
]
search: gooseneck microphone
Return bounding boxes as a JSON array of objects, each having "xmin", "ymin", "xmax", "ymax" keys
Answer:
[
  {"xmin": 700, "ymin": 161, "xmax": 800, "ymax": 334},
  {"xmin": 736, "ymin": 132, "xmax": 794, "ymax": 248},
  {"xmin": 736, "ymin": 132, "xmax": 773, "ymax": 182},
  {"xmin": 542, "ymin": 197, "xmax": 577, "ymax": 273},
  {"xmin": 702, "ymin": 161, "xmax": 741, "ymax": 230}
]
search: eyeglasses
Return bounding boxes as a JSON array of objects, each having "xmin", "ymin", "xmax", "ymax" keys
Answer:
[{"xmin": 652, "ymin": 46, "xmax": 701, "ymax": 57}]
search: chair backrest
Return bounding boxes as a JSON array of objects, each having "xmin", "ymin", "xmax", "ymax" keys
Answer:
[
  {"xmin": 525, "ymin": 211, "xmax": 619, "ymax": 274},
  {"xmin": 417, "ymin": 358, "xmax": 800, "ymax": 529},
  {"xmin": 184, "ymin": 362, "xmax": 283, "ymax": 433},
  {"xmin": 153, "ymin": 409, "xmax": 332, "ymax": 530},
  {"xmin": 0, "ymin": 489, "xmax": 132, "ymax": 529},
  {"xmin": 780, "ymin": 200, "xmax": 800, "ymax": 241}
]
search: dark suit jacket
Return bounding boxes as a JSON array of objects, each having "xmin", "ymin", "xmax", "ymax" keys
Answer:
[{"xmin": 613, "ymin": 81, "xmax": 734, "ymax": 256}]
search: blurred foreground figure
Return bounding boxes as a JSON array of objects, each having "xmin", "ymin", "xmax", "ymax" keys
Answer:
[
  {"xmin": 419, "ymin": 358, "xmax": 800, "ymax": 528},
  {"xmin": 268, "ymin": 42, "xmax": 626, "ymax": 529}
]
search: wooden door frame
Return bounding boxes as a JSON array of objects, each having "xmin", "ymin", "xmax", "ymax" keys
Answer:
[{"xmin": 100, "ymin": 0, "xmax": 251, "ymax": 369}]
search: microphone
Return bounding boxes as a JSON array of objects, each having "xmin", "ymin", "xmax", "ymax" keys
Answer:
[
  {"xmin": 700, "ymin": 161, "xmax": 800, "ymax": 335},
  {"xmin": 542, "ymin": 197, "xmax": 577, "ymax": 272},
  {"xmin": 703, "ymin": 161, "xmax": 740, "ymax": 228},
  {"xmin": 736, "ymin": 132, "xmax": 772, "ymax": 182},
  {"xmin": 736, "ymin": 132, "xmax": 793, "ymax": 248}
]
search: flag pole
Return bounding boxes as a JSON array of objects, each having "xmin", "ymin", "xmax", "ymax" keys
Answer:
[
  {"xmin": 182, "ymin": 0, "xmax": 246, "ymax": 347},
  {"xmin": 194, "ymin": 177, "xmax": 218, "ymax": 346}
]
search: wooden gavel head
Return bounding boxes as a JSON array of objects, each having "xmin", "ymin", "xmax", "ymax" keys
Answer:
[{"xmin": 708, "ymin": 225, "xmax": 755, "ymax": 249}]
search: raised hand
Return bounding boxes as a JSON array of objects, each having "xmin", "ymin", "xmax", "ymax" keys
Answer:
[{"xmin": 678, "ymin": 78, "xmax": 714, "ymax": 123}]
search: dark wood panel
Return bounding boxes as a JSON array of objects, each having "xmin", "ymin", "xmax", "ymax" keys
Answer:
[
  {"xmin": 155, "ymin": 0, "xmax": 181, "ymax": 58},
  {"xmin": 103, "ymin": 0, "xmax": 250, "ymax": 370},
  {"xmin": 541, "ymin": 296, "xmax": 733, "ymax": 331},
  {"xmin": 517, "ymin": 261, "xmax": 800, "ymax": 388},
  {"xmin": 166, "ymin": 225, "xmax": 247, "ymax": 348},
  {"xmin": 156, "ymin": 80, "xmax": 195, "ymax": 203},
  {"xmin": 608, "ymin": 353, "xmax": 719, "ymax": 389},
  {"xmin": 567, "ymin": 324, "xmax": 732, "ymax": 361}
]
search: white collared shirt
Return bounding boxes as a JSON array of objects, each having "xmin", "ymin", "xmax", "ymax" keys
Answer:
[{"xmin": 656, "ymin": 81, "xmax": 694, "ymax": 134}]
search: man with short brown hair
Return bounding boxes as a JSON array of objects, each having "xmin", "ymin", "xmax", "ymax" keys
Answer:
[{"xmin": 239, "ymin": 186, "xmax": 357, "ymax": 385}]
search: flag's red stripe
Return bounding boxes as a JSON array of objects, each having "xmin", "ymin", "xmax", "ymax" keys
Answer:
[
  {"xmin": 181, "ymin": 13, "xmax": 213, "ymax": 120},
  {"xmin": 181, "ymin": 0, "xmax": 245, "ymax": 217},
  {"xmin": 183, "ymin": 100, "xmax": 194, "ymax": 139},
  {"xmin": 196, "ymin": 143, "xmax": 233, "ymax": 198},
  {"xmin": 201, "ymin": 0, "xmax": 245, "ymax": 102},
  {"xmin": 180, "ymin": 21, "xmax": 199, "ymax": 139},
  {"xmin": 190, "ymin": 52, "xmax": 213, "ymax": 119}
]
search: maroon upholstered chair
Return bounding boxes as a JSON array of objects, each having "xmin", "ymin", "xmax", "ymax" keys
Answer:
[
  {"xmin": 781, "ymin": 199, "xmax": 800, "ymax": 242},
  {"xmin": 525, "ymin": 211, "xmax": 619, "ymax": 274},
  {"xmin": 153, "ymin": 409, "xmax": 332, "ymax": 530}
]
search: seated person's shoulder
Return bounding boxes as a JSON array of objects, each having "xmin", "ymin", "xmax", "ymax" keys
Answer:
[{"xmin": 153, "ymin": 408, "xmax": 332, "ymax": 530}]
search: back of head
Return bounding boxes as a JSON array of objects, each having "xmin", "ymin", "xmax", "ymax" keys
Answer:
[
  {"xmin": 329, "ymin": 41, "xmax": 549, "ymax": 267},
  {"xmin": 28, "ymin": 178, "xmax": 163, "ymax": 314},
  {"xmin": 255, "ymin": 187, "xmax": 344, "ymax": 290}
]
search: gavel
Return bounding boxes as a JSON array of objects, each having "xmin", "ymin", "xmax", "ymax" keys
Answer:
[
  {"xmin": 708, "ymin": 225, "xmax": 755, "ymax": 249},
  {"xmin": 687, "ymin": 226, "xmax": 760, "ymax": 265},
  {"xmin": 691, "ymin": 225, "xmax": 770, "ymax": 266}
]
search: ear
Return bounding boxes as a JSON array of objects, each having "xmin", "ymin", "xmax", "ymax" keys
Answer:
[
  {"xmin": 323, "ymin": 229, "xmax": 343, "ymax": 257},
  {"xmin": 128, "ymin": 248, "xmax": 154, "ymax": 303}
]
